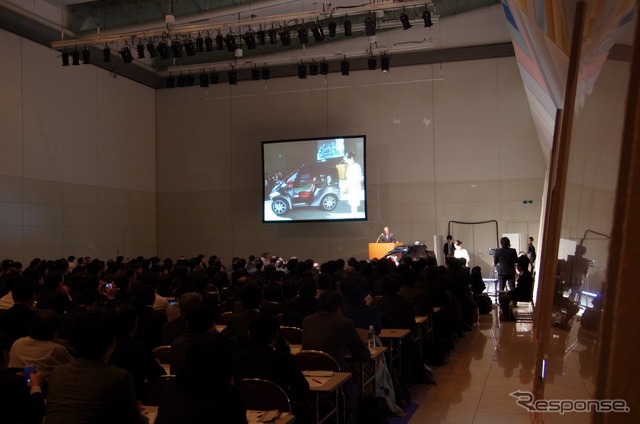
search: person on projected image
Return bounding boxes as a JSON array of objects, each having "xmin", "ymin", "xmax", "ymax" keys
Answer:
[
  {"xmin": 343, "ymin": 151, "xmax": 363, "ymax": 217},
  {"xmin": 377, "ymin": 226, "xmax": 397, "ymax": 243}
]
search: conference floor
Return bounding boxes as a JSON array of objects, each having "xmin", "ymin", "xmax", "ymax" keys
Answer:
[{"xmin": 407, "ymin": 304, "xmax": 598, "ymax": 423}]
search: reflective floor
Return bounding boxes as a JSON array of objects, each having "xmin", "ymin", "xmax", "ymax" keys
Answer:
[{"xmin": 408, "ymin": 303, "xmax": 599, "ymax": 423}]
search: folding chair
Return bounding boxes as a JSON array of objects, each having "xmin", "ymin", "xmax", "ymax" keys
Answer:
[
  {"xmin": 152, "ymin": 345, "xmax": 172, "ymax": 365},
  {"xmin": 279, "ymin": 326, "xmax": 303, "ymax": 345},
  {"xmin": 235, "ymin": 378, "xmax": 292, "ymax": 413}
]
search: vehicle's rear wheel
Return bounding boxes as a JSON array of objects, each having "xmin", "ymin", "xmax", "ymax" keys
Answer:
[{"xmin": 320, "ymin": 194, "xmax": 338, "ymax": 211}]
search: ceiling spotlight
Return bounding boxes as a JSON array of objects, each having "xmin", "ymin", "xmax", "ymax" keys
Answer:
[
  {"xmin": 102, "ymin": 46, "xmax": 111, "ymax": 62},
  {"xmin": 147, "ymin": 42, "xmax": 157, "ymax": 58},
  {"xmin": 297, "ymin": 26, "xmax": 308, "ymax": 44},
  {"xmin": 71, "ymin": 49, "xmax": 80, "ymax": 66},
  {"xmin": 340, "ymin": 59, "xmax": 349, "ymax": 76},
  {"xmin": 381, "ymin": 54, "xmax": 390, "ymax": 72},
  {"xmin": 243, "ymin": 31, "xmax": 257, "ymax": 49},
  {"xmin": 257, "ymin": 30, "xmax": 266, "ymax": 45},
  {"xmin": 297, "ymin": 63, "xmax": 307, "ymax": 79},
  {"xmin": 183, "ymin": 39, "xmax": 196, "ymax": 56},
  {"xmin": 157, "ymin": 41, "xmax": 170, "ymax": 59},
  {"xmin": 261, "ymin": 66, "xmax": 270, "ymax": 80},
  {"xmin": 185, "ymin": 74, "xmax": 195, "ymax": 86},
  {"xmin": 228, "ymin": 69, "xmax": 238, "ymax": 85},
  {"xmin": 224, "ymin": 33, "xmax": 237, "ymax": 52},
  {"xmin": 269, "ymin": 29, "xmax": 278, "ymax": 44},
  {"xmin": 210, "ymin": 70, "xmax": 219, "ymax": 84},
  {"xmin": 320, "ymin": 60, "xmax": 329, "ymax": 75},
  {"xmin": 136, "ymin": 42, "xmax": 145, "ymax": 59},
  {"xmin": 199, "ymin": 72, "xmax": 209, "ymax": 87},
  {"xmin": 328, "ymin": 21, "xmax": 337, "ymax": 37},
  {"xmin": 119, "ymin": 46, "xmax": 133, "ymax": 63},
  {"xmin": 311, "ymin": 23, "xmax": 324, "ymax": 42},
  {"xmin": 204, "ymin": 36, "xmax": 214, "ymax": 51},
  {"xmin": 309, "ymin": 62, "xmax": 318, "ymax": 75},
  {"xmin": 251, "ymin": 67, "xmax": 261, "ymax": 80},
  {"xmin": 400, "ymin": 11, "xmax": 412, "ymax": 30},
  {"xmin": 365, "ymin": 14, "xmax": 376, "ymax": 36},
  {"xmin": 61, "ymin": 51, "xmax": 69, "ymax": 66},
  {"xmin": 343, "ymin": 18, "xmax": 352, "ymax": 36},
  {"xmin": 215, "ymin": 33, "xmax": 224, "ymax": 50},
  {"xmin": 82, "ymin": 47, "xmax": 90, "ymax": 64},
  {"xmin": 367, "ymin": 56, "xmax": 376, "ymax": 70},
  {"xmin": 165, "ymin": 75, "xmax": 175, "ymax": 88},
  {"xmin": 279, "ymin": 28, "xmax": 291, "ymax": 46},
  {"xmin": 422, "ymin": 10, "xmax": 433, "ymax": 27},
  {"xmin": 170, "ymin": 40, "xmax": 182, "ymax": 57},
  {"xmin": 177, "ymin": 74, "xmax": 186, "ymax": 87},
  {"xmin": 195, "ymin": 35, "xmax": 204, "ymax": 52}
]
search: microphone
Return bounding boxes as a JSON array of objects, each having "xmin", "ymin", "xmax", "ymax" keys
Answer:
[{"xmin": 376, "ymin": 233, "xmax": 384, "ymax": 243}]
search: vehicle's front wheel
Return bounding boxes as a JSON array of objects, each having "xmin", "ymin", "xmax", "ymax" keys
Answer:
[
  {"xmin": 271, "ymin": 199, "xmax": 288, "ymax": 215},
  {"xmin": 320, "ymin": 194, "xmax": 338, "ymax": 211}
]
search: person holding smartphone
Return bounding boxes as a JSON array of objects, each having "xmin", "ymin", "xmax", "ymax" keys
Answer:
[{"xmin": 0, "ymin": 332, "xmax": 46, "ymax": 424}]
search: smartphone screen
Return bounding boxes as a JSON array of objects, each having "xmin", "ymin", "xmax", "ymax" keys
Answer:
[{"xmin": 24, "ymin": 365, "xmax": 35, "ymax": 383}]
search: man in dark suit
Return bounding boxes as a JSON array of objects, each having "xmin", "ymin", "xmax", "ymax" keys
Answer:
[
  {"xmin": 378, "ymin": 226, "xmax": 397, "ymax": 243},
  {"xmin": 45, "ymin": 310, "xmax": 148, "ymax": 424},
  {"xmin": 0, "ymin": 278, "xmax": 38, "ymax": 346},
  {"xmin": 494, "ymin": 237, "xmax": 518, "ymax": 291},
  {"xmin": 443, "ymin": 235, "xmax": 455, "ymax": 258}
]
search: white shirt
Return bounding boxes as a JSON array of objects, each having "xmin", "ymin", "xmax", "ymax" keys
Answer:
[{"xmin": 454, "ymin": 248, "xmax": 470, "ymax": 265}]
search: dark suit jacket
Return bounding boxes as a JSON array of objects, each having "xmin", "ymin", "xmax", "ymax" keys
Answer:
[
  {"xmin": 341, "ymin": 303, "xmax": 382, "ymax": 334},
  {"xmin": 371, "ymin": 293, "xmax": 416, "ymax": 330},
  {"xmin": 511, "ymin": 271, "xmax": 534, "ymax": 302},
  {"xmin": 443, "ymin": 242, "xmax": 455, "ymax": 257},
  {"xmin": 0, "ymin": 304, "xmax": 37, "ymax": 346},
  {"xmin": 45, "ymin": 358, "xmax": 147, "ymax": 424},
  {"xmin": 494, "ymin": 248, "xmax": 518, "ymax": 277},
  {"xmin": 0, "ymin": 370, "xmax": 46, "ymax": 424},
  {"xmin": 109, "ymin": 337, "xmax": 166, "ymax": 401},
  {"xmin": 382, "ymin": 233, "xmax": 396, "ymax": 243},
  {"xmin": 302, "ymin": 311, "xmax": 370, "ymax": 370},
  {"xmin": 398, "ymin": 286, "xmax": 434, "ymax": 315}
]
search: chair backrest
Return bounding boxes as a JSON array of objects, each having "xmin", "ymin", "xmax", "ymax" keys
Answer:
[
  {"xmin": 235, "ymin": 378, "xmax": 292, "ymax": 413},
  {"xmin": 279, "ymin": 326, "xmax": 303, "ymax": 344},
  {"xmin": 146, "ymin": 375, "xmax": 176, "ymax": 406},
  {"xmin": 152, "ymin": 345, "xmax": 172, "ymax": 364},
  {"xmin": 293, "ymin": 350, "xmax": 341, "ymax": 372},
  {"xmin": 218, "ymin": 311, "xmax": 234, "ymax": 325}
]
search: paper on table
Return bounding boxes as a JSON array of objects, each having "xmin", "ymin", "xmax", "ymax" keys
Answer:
[
  {"xmin": 305, "ymin": 376, "xmax": 330, "ymax": 388},
  {"xmin": 302, "ymin": 370, "xmax": 334, "ymax": 377}
]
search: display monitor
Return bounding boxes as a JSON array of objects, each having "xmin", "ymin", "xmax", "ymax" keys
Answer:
[{"xmin": 262, "ymin": 135, "xmax": 367, "ymax": 222}]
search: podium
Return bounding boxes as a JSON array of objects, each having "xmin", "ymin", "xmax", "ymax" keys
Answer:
[{"xmin": 368, "ymin": 242, "xmax": 402, "ymax": 260}]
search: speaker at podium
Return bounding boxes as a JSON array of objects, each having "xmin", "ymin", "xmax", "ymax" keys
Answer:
[{"xmin": 368, "ymin": 242, "xmax": 403, "ymax": 260}]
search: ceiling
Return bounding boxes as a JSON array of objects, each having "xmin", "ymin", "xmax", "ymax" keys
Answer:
[{"xmin": 0, "ymin": 0, "xmax": 513, "ymax": 87}]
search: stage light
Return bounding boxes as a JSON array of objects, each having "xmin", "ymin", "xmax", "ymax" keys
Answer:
[
  {"xmin": 297, "ymin": 63, "xmax": 307, "ymax": 79},
  {"xmin": 177, "ymin": 74, "xmax": 186, "ymax": 87},
  {"xmin": 311, "ymin": 23, "xmax": 324, "ymax": 42},
  {"xmin": 261, "ymin": 66, "xmax": 270, "ymax": 80},
  {"xmin": 340, "ymin": 59, "xmax": 349, "ymax": 76},
  {"xmin": 328, "ymin": 21, "xmax": 337, "ymax": 37},
  {"xmin": 297, "ymin": 26, "xmax": 308, "ymax": 44},
  {"xmin": 320, "ymin": 60, "xmax": 329, "ymax": 75},
  {"xmin": 400, "ymin": 12, "xmax": 412, "ymax": 30},
  {"xmin": 343, "ymin": 18, "xmax": 352, "ymax": 36},
  {"xmin": 269, "ymin": 29, "xmax": 278, "ymax": 44},
  {"xmin": 165, "ymin": 75, "xmax": 175, "ymax": 88},
  {"xmin": 210, "ymin": 70, "xmax": 219, "ymax": 84},
  {"xmin": 82, "ymin": 47, "xmax": 91, "ymax": 64},
  {"xmin": 243, "ymin": 31, "xmax": 257, "ymax": 49},
  {"xmin": 279, "ymin": 28, "xmax": 291, "ymax": 46},
  {"xmin": 199, "ymin": 72, "xmax": 209, "ymax": 87},
  {"xmin": 185, "ymin": 74, "xmax": 195, "ymax": 86},
  {"xmin": 365, "ymin": 14, "xmax": 376, "ymax": 36},
  {"xmin": 183, "ymin": 39, "xmax": 196, "ymax": 56},
  {"xmin": 119, "ymin": 46, "xmax": 133, "ymax": 63},
  {"xmin": 367, "ymin": 56, "xmax": 376, "ymax": 70},
  {"xmin": 422, "ymin": 10, "xmax": 433, "ymax": 27},
  {"xmin": 381, "ymin": 54, "xmax": 390, "ymax": 72},
  {"xmin": 257, "ymin": 30, "xmax": 266, "ymax": 45},
  {"xmin": 61, "ymin": 51, "xmax": 69, "ymax": 66},
  {"xmin": 195, "ymin": 35, "xmax": 204, "ymax": 52},
  {"xmin": 224, "ymin": 34, "xmax": 237, "ymax": 52},
  {"xmin": 157, "ymin": 41, "xmax": 170, "ymax": 59},
  {"xmin": 309, "ymin": 62, "xmax": 318, "ymax": 76},
  {"xmin": 204, "ymin": 36, "xmax": 214, "ymax": 51},
  {"xmin": 215, "ymin": 33, "xmax": 224, "ymax": 50},
  {"xmin": 71, "ymin": 49, "xmax": 80, "ymax": 65},
  {"xmin": 136, "ymin": 42, "xmax": 145, "ymax": 59},
  {"xmin": 147, "ymin": 42, "xmax": 157, "ymax": 58},
  {"xmin": 102, "ymin": 46, "xmax": 111, "ymax": 62},
  {"xmin": 251, "ymin": 67, "xmax": 260, "ymax": 80},
  {"xmin": 170, "ymin": 40, "xmax": 182, "ymax": 57},
  {"xmin": 228, "ymin": 70, "xmax": 238, "ymax": 85}
]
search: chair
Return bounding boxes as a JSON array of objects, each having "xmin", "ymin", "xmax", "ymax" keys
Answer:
[
  {"xmin": 152, "ymin": 345, "xmax": 172, "ymax": 365},
  {"xmin": 235, "ymin": 378, "xmax": 292, "ymax": 413},
  {"xmin": 145, "ymin": 375, "xmax": 176, "ymax": 406},
  {"xmin": 294, "ymin": 350, "xmax": 341, "ymax": 372},
  {"xmin": 217, "ymin": 311, "xmax": 234, "ymax": 325},
  {"xmin": 279, "ymin": 326, "xmax": 303, "ymax": 345}
]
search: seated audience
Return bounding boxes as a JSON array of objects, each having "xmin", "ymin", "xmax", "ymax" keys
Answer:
[
  {"xmin": 35, "ymin": 271, "xmax": 74, "ymax": 316},
  {"xmin": 133, "ymin": 284, "xmax": 168, "ymax": 348},
  {"xmin": 499, "ymin": 256, "xmax": 534, "ymax": 321},
  {"xmin": 282, "ymin": 276, "xmax": 317, "ymax": 328},
  {"xmin": 0, "ymin": 278, "xmax": 39, "ymax": 346},
  {"xmin": 161, "ymin": 291, "xmax": 202, "ymax": 345}
]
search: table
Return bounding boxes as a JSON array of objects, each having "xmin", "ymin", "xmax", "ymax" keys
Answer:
[
  {"xmin": 304, "ymin": 371, "xmax": 351, "ymax": 424},
  {"xmin": 247, "ymin": 410, "xmax": 295, "ymax": 424},
  {"xmin": 379, "ymin": 328, "xmax": 411, "ymax": 377},
  {"xmin": 142, "ymin": 405, "xmax": 158, "ymax": 424},
  {"xmin": 347, "ymin": 345, "xmax": 387, "ymax": 398}
]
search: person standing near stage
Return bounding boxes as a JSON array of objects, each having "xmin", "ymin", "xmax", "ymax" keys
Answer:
[
  {"xmin": 443, "ymin": 235, "xmax": 455, "ymax": 258},
  {"xmin": 494, "ymin": 237, "xmax": 518, "ymax": 291},
  {"xmin": 378, "ymin": 226, "xmax": 396, "ymax": 243},
  {"xmin": 527, "ymin": 237, "xmax": 537, "ymax": 271},
  {"xmin": 453, "ymin": 240, "xmax": 470, "ymax": 267}
]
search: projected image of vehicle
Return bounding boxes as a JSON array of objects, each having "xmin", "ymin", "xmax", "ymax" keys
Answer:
[{"xmin": 269, "ymin": 162, "xmax": 340, "ymax": 215}]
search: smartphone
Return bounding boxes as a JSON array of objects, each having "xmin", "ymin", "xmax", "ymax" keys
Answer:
[
  {"xmin": 24, "ymin": 365, "xmax": 35, "ymax": 384},
  {"xmin": 105, "ymin": 282, "xmax": 114, "ymax": 290}
]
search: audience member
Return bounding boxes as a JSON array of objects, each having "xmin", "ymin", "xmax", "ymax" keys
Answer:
[
  {"xmin": 281, "ymin": 276, "xmax": 318, "ymax": 328},
  {"xmin": 35, "ymin": 271, "xmax": 74, "ymax": 315},
  {"xmin": 0, "ymin": 278, "xmax": 39, "ymax": 346},
  {"xmin": 499, "ymin": 256, "xmax": 534, "ymax": 321}
]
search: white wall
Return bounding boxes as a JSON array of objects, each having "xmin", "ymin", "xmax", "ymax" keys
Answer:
[{"xmin": 0, "ymin": 29, "xmax": 157, "ymax": 262}]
